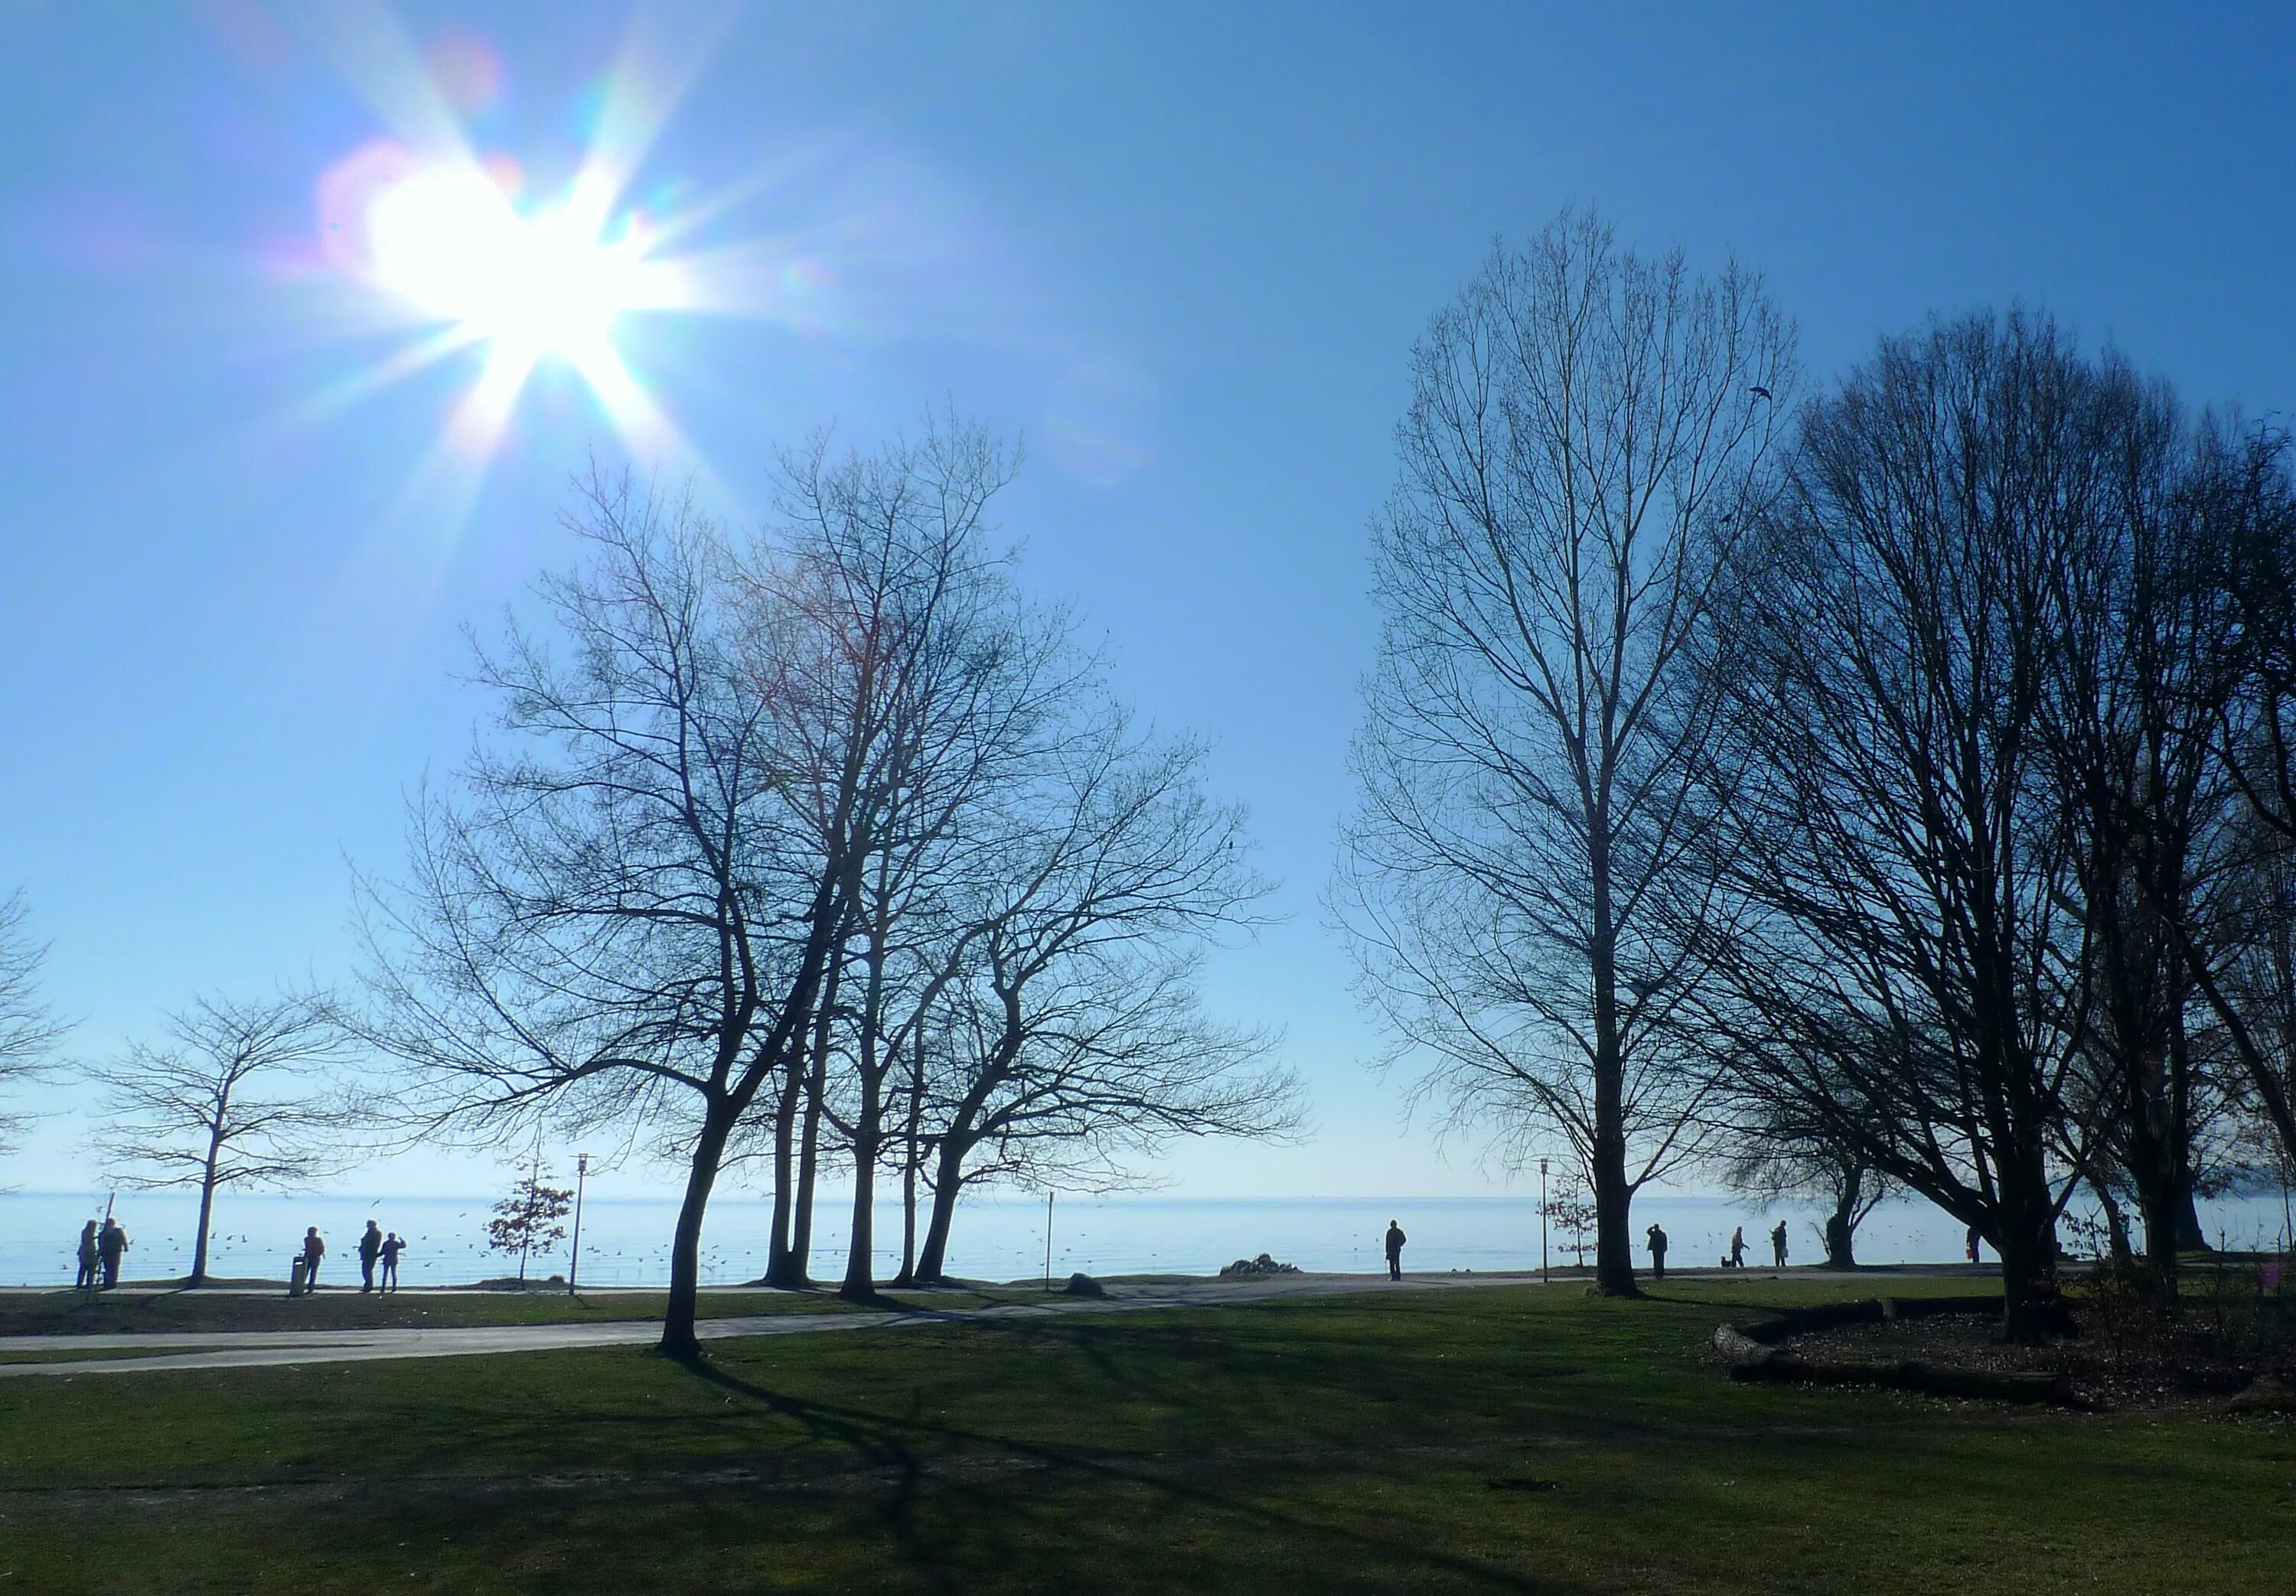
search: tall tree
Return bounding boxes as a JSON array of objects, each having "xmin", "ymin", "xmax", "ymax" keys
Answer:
[
  {"xmin": 1691, "ymin": 310, "xmax": 2127, "ymax": 1338},
  {"xmin": 357, "ymin": 426, "xmax": 1052, "ymax": 1355},
  {"xmin": 2183, "ymin": 425, "xmax": 2296, "ymax": 1171},
  {"xmin": 89, "ymin": 992, "xmax": 349, "ymax": 1288},
  {"xmin": 1334, "ymin": 207, "xmax": 1793, "ymax": 1294}
]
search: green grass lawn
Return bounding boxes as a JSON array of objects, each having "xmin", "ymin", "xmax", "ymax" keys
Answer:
[
  {"xmin": 0, "ymin": 1285, "xmax": 1015, "ymax": 1338},
  {"xmin": 1, "ymin": 1275, "xmax": 2289, "ymax": 1594}
]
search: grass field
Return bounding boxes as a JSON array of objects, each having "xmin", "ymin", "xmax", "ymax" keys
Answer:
[{"xmin": 2, "ymin": 1275, "xmax": 2290, "ymax": 1594}]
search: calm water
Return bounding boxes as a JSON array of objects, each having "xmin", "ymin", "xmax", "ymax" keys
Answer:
[{"xmin": 4, "ymin": 1186, "xmax": 2290, "ymax": 1288}]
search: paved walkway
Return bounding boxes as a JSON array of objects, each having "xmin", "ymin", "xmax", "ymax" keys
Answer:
[
  {"xmin": 0, "ymin": 1273, "xmax": 1516, "ymax": 1378},
  {"xmin": 0, "ymin": 1265, "xmax": 1996, "ymax": 1379}
]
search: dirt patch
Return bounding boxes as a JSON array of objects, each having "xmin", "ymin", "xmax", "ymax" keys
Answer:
[{"xmin": 1788, "ymin": 1310, "xmax": 2293, "ymax": 1413}]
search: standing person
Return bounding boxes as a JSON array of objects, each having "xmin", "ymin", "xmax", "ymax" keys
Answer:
[
  {"xmin": 301, "ymin": 1226, "xmax": 326, "ymax": 1292},
  {"xmin": 96, "ymin": 1217, "xmax": 129, "ymax": 1289},
  {"xmin": 74, "ymin": 1220, "xmax": 100, "ymax": 1291},
  {"xmin": 1383, "ymin": 1220, "xmax": 1407, "ymax": 1281},
  {"xmin": 1965, "ymin": 1224, "xmax": 1981, "ymax": 1265},
  {"xmin": 378, "ymin": 1232, "xmax": 406, "ymax": 1292},
  {"xmin": 1769, "ymin": 1221, "xmax": 1789, "ymax": 1269},
  {"xmin": 358, "ymin": 1220, "xmax": 384, "ymax": 1293},
  {"xmin": 1645, "ymin": 1223, "xmax": 1668, "ymax": 1282},
  {"xmin": 1727, "ymin": 1226, "xmax": 1746, "ymax": 1269}
]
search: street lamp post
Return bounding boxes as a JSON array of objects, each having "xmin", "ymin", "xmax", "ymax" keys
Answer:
[
  {"xmin": 568, "ymin": 1155, "xmax": 589, "ymax": 1297},
  {"xmin": 1539, "ymin": 1158, "xmax": 1549, "ymax": 1285}
]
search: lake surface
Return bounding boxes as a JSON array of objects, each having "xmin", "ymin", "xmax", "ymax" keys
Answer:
[{"xmin": 4, "ymin": 1185, "xmax": 2290, "ymax": 1289}]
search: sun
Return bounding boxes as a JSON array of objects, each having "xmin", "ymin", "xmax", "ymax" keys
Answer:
[{"xmin": 364, "ymin": 164, "xmax": 651, "ymax": 366}]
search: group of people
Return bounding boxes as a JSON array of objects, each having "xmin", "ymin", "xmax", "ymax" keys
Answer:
[
  {"xmin": 292, "ymin": 1220, "xmax": 409, "ymax": 1294},
  {"xmin": 72, "ymin": 1217, "xmax": 130, "ymax": 1290},
  {"xmin": 1644, "ymin": 1220, "xmax": 1790, "ymax": 1280},
  {"xmin": 1711, "ymin": 1222, "xmax": 1791, "ymax": 1271},
  {"xmin": 67, "ymin": 1214, "xmax": 409, "ymax": 1294}
]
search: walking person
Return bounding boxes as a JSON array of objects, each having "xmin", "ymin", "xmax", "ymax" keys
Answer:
[
  {"xmin": 1965, "ymin": 1224, "xmax": 1981, "ymax": 1265},
  {"xmin": 1645, "ymin": 1222, "xmax": 1668, "ymax": 1282},
  {"xmin": 1727, "ymin": 1226, "xmax": 1746, "ymax": 1269},
  {"xmin": 96, "ymin": 1217, "xmax": 129, "ymax": 1289},
  {"xmin": 300, "ymin": 1226, "xmax": 326, "ymax": 1292},
  {"xmin": 378, "ymin": 1232, "xmax": 406, "ymax": 1292},
  {"xmin": 74, "ymin": 1219, "xmax": 100, "ymax": 1291},
  {"xmin": 1384, "ymin": 1219, "xmax": 1407, "ymax": 1282},
  {"xmin": 1769, "ymin": 1220, "xmax": 1789, "ymax": 1270},
  {"xmin": 358, "ymin": 1220, "xmax": 384, "ymax": 1293}
]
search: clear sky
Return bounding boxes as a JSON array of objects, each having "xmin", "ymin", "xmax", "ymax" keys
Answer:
[{"xmin": 3, "ymin": 2, "xmax": 2294, "ymax": 1201}]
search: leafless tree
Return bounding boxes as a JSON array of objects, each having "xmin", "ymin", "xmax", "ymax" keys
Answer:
[
  {"xmin": 1717, "ymin": 1084, "xmax": 1899, "ymax": 1269},
  {"xmin": 2027, "ymin": 374, "xmax": 2260, "ymax": 1291},
  {"xmin": 356, "ymin": 424, "xmax": 1058, "ymax": 1353},
  {"xmin": 88, "ymin": 992, "xmax": 350, "ymax": 1287},
  {"xmin": 733, "ymin": 425, "xmax": 1084, "ymax": 1301},
  {"xmin": 2180, "ymin": 426, "xmax": 2296, "ymax": 1172},
  {"xmin": 0, "ymin": 891, "xmax": 70, "ymax": 1157},
  {"xmin": 904, "ymin": 718, "xmax": 1298, "ymax": 1282},
  {"xmin": 1689, "ymin": 310, "xmax": 2128, "ymax": 1338},
  {"xmin": 1333, "ymin": 207, "xmax": 1794, "ymax": 1295}
]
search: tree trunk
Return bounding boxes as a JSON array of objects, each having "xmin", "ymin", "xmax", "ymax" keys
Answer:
[
  {"xmin": 1587, "ymin": 833, "xmax": 1637, "ymax": 1296},
  {"xmin": 768, "ymin": 966, "xmax": 840, "ymax": 1288},
  {"xmin": 841, "ymin": 1065, "xmax": 882, "ymax": 1301},
  {"xmin": 1994, "ymin": 1174, "xmax": 2066, "ymax": 1343},
  {"xmin": 893, "ymin": 1031, "xmax": 926, "ymax": 1288},
  {"xmin": 792, "ymin": 1044, "xmax": 825, "ymax": 1276},
  {"xmin": 1825, "ymin": 1162, "xmax": 1861, "ymax": 1268},
  {"xmin": 189, "ymin": 1127, "xmax": 223, "ymax": 1288},
  {"xmin": 895, "ymin": 1156, "xmax": 918, "ymax": 1286},
  {"xmin": 2097, "ymin": 1183, "xmax": 2135, "ymax": 1269},
  {"xmin": 660, "ymin": 1102, "xmax": 735, "ymax": 1360},
  {"xmin": 765, "ymin": 1052, "xmax": 805, "ymax": 1286},
  {"xmin": 915, "ymin": 1163, "xmax": 964, "ymax": 1285},
  {"xmin": 2170, "ymin": 1190, "xmax": 2208, "ymax": 1252}
]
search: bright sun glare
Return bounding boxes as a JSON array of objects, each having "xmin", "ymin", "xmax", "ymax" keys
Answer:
[{"xmin": 366, "ymin": 168, "xmax": 649, "ymax": 365}]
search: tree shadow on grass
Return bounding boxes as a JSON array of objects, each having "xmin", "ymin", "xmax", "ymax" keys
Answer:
[{"xmin": 677, "ymin": 1353, "xmax": 1561, "ymax": 1594}]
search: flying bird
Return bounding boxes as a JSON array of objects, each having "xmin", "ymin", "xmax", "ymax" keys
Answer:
[{"xmin": 1750, "ymin": 385, "xmax": 1773, "ymax": 400}]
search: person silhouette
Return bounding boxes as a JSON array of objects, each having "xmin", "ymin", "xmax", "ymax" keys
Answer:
[
  {"xmin": 74, "ymin": 1220, "xmax": 100, "ymax": 1291},
  {"xmin": 1384, "ymin": 1220, "xmax": 1407, "ymax": 1281},
  {"xmin": 96, "ymin": 1217, "xmax": 129, "ymax": 1289},
  {"xmin": 1645, "ymin": 1223, "xmax": 1669, "ymax": 1281},
  {"xmin": 358, "ymin": 1220, "xmax": 384, "ymax": 1293},
  {"xmin": 379, "ymin": 1232, "xmax": 406, "ymax": 1292},
  {"xmin": 1769, "ymin": 1220, "xmax": 1789, "ymax": 1269},
  {"xmin": 301, "ymin": 1226, "xmax": 327, "ymax": 1292},
  {"xmin": 1965, "ymin": 1224, "xmax": 1981, "ymax": 1265},
  {"xmin": 1727, "ymin": 1226, "xmax": 1746, "ymax": 1269}
]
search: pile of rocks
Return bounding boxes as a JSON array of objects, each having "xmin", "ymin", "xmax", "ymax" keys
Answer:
[{"xmin": 1219, "ymin": 1252, "xmax": 1301, "ymax": 1276}]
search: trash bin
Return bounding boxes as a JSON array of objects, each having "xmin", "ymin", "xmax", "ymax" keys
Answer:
[{"xmin": 289, "ymin": 1257, "xmax": 308, "ymax": 1298}]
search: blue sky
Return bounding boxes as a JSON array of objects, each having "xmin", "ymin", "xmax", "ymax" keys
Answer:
[{"xmin": 2, "ymin": 2, "xmax": 2293, "ymax": 1200}]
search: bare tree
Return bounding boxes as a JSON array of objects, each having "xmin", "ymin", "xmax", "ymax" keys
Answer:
[
  {"xmin": 357, "ymin": 425, "xmax": 1045, "ymax": 1354},
  {"xmin": 1690, "ymin": 310, "xmax": 2132, "ymax": 1338},
  {"xmin": 1719, "ymin": 1088, "xmax": 1898, "ymax": 1269},
  {"xmin": 905, "ymin": 718, "xmax": 1296, "ymax": 1282},
  {"xmin": 1333, "ymin": 207, "xmax": 1794, "ymax": 1294},
  {"xmin": 0, "ymin": 891, "xmax": 69, "ymax": 1155},
  {"xmin": 749, "ymin": 434, "xmax": 1083, "ymax": 1301},
  {"xmin": 2181, "ymin": 425, "xmax": 2296, "ymax": 1171},
  {"xmin": 88, "ymin": 992, "xmax": 349, "ymax": 1287}
]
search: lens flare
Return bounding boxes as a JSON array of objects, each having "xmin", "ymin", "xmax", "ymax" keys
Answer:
[{"xmin": 363, "ymin": 163, "xmax": 651, "ymax": 363}]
